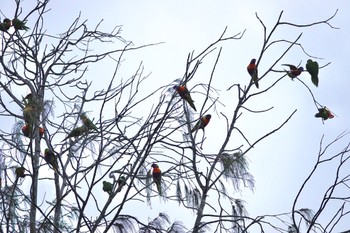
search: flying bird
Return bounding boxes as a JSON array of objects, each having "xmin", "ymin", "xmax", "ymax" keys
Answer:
[
  {"xmin": 173, "ymin": 85, "xmax": 197, "ymax": 111},
  {"xmin": 151, "ymin": 163, "xmax": 162, "ymax": 195},
  {"xmin": 306, "ymin": 59, "xmax": 319, "ymax": 87},
  {"xmin": 191, "ymin": 114, "xmax": 211, "ymax": 133},
  {"xmin": 247, "ymin": 59, "xmax": 259, "ymax": 88},
  {"xmin": 282, "ymin": 64, "xmax": 304, "ymax": 79}
]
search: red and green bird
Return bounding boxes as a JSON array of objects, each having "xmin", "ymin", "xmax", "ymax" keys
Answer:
[
  {"xmin": 80, "ymin": 113, "xmax": 98, "ymax": 131},
  {"xmin": 315, "ymin": 107, "xmax": 334, "ymax": 120},
  {"xmin": 151, "ymin": 163, "xmax": 162, "ymax": 195},
  {"xmin": 191, "ymin": 114, "xmax": 211, "ymax": 133},
  {"xmin": 173, "ymin": 85, "xmax": 197, "ymax": 111},
  {"xmin": 22, "ymin": 124, "xmax": 44, "ymax": 139},
  {"xmin": 247, "ymin": 59, "xmax": 259, "ymax": 88},
  {"xmin": 0, "ymin": 18, "xmax": 11, "ymax": 31},
  {"xmin": 62, "ymin": 126, "xmax": 89, "ymax": 141},
  {"xmin": 12, "ymin": 18, "xmax": 29, "ymax": 31},
  {"xmin": 44, "ymin": 149, "xmax": 59, "ymax": 172},
  {"xmin": 282, "ymin": 64, "xmax": 304, "ymax": 79}
]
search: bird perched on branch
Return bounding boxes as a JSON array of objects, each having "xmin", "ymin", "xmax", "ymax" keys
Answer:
[
  {"xmin": 22, "ymin": 124, "xmax": 44, "ymax": 139},
  {"xmin": 315, "ymin": 107, "xmax": 334, "ymax": 121},
  {"xmin": 151, "ymin": 164, "xmax": 162, "ymax": 195},
  {"xmin": 12, "ymin": 18, "xmax": 29, "ymax": 31},
  {"xmin": 117, "ymin": 176, "xmax": 126, "ymax": 191},
  {"xmin": 191, "ymin": 114, "xmax": 211, "ymax": 133},
  {"xmin": 0, "ymin": 18, "xmax": 11, "ymax": 31},
  {"xmin": 173, "ymin": 85, "xmax": 197, "ymax": 111},
  {"xmin": 247, "ymin": 59, "xmax": 259, "ymax": 88},
  {"xmin": 80, "ymin": 113, "xmax": 98, "ymax": 131},
  {"xmin": 306, "ymin": 59, "xmax": 319, "ymax": 87},
  {"xmin": 282, "ymin": 64, "xmax": 304, "ymax": 79},
  {"xmin": 62, "ymin": 126, "xmax": 89, "ymax": 141},
  {"xmin": 44, "ymin": 149, "xmax": 59, "ymax": 172},
  {"xmin": 103, "ymin": 181, "xmax": 113, "ymax": 194},
  {"xmin": 15, "ymin": 167, "xmax": 26, "ymax": 178}
]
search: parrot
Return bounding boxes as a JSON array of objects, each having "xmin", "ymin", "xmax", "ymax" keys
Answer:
[
  {"xmin": 247, "ymin": 59, "xmax": 259, "ymax": 88},
  {"xmin": 305, "ymin": 59, "xmax": 319, "ymax": 87},
  {"xmin": 0, "ymin": 18, "xmax": 11, "ymax": 31},
  {"xmin": 15, "ymin": 167, "xmax": 26, "ymax": 178},
  {"xmin": 315, "ymin": 107, "xmax": 334, "ymax": 120},
  {"xmin": 61, "ymin": 126, "xmax": 89, "ymax": 141},
  {"xmin": 44, "ymin": 149, "xmax": 59, "ymax": 172},
  {"xmin": 21, "ymin": 124, "xmax": 31, "ymax": 137},
  {"xmin": 12, "ymin": 18, "xmax": 29, "ymax": 31},
  {"xmin": 151, "ymin": 163, "xmax": 162, "ymax": 195},
  {"xmin": 282, "ymin": 64, "xmax": 304, "ymax": 79},
  {"xmin": 117, "ymin": 176, "xmax": 126, "ymax": 190},
  {"xmin": 23, "ymin": 93, "xmax": 36, "ymax": 107},
  {"xmin": 191, "ymin": 114, "xmax": 211, "ymax": 133},
  {"xmin": 102, "ymin": 181, "xmax": 113, "ymax": 194},
  {"xmin": 23, "ymin": 106, "xmax": 36, "ymax": 124},
  {"xmin": 173, "ymin": 85, "xmax": 197, "ymax": 111},
  {"xmin": 21, "ymin": 124, "xmax": 44, "ymax": 139},
  {"xmin": 80, "ymin": 113, "xmax": 98, "ymax": 131}
]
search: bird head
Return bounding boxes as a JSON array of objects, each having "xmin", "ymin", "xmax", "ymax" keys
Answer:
[
  {"xmin": 151, "ymin": 163, "xmax": 158, "ymax": 169},
  {"xmin": 250, "ymin": 59, "xmax": 256, "ymax": 64},
  {"xmin": 44, "ymin": 148, "xmax": 49, "ymax": 154},
  {"xmin": 173, "ymin": 85, "xmax": 179, "ymax": 90},
  {"xmin": 298, "ymin": 67, "xmax": 304, "ymax": 71},
  {"xmin": 205, "ymin": 114, "xmax": 212, "ymax": 120}
]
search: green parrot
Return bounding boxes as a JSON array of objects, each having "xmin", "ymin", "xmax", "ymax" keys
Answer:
[
  {"xmin": 44, "ymin": 149, "xmax": 59, "ymax": 172},
  {"xmin": 103, "ymin": 181, "xmax": 113, "ymax": 194},
  {"xmin": 12, "ymin": 18, "xmax": 29, "ymax": 31},
  {"xmin": 15, "ymin": 167, "xmax": 26, "ymax": 178},
  {"xmin": 23, "ymin": 105, "xmax": 36, "ymax": 124},
  {"xmin": 305, "ymin": 59, "xmax": 319, "ymax": 87},
  {"xmin": 80, "ymin": 113, "xmax": 98, "ymax": 131},
  {"xmin": 62, "ymin": 126, "xmax": 89, "ymax": 141},
  {"xmin": 117, "ymin": 176, "xmax": 126, "ymax": 190}
]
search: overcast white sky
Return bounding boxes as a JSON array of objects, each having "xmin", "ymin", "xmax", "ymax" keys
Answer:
[{"xmin": 2, "ymin": 1, "xmax": 350, "ymax": 232}]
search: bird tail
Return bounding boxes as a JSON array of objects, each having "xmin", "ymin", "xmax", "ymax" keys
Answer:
[
  {"xmin": 253, "ymin": 74, "xmax": 259, "ymax": 88},
  {"xmin": 156, "ymin": 182, "xmax": 162, "ymax": 195},
  {"xmin": 188, "ymin": 100, "xmax": 197, "ymax": 111}
]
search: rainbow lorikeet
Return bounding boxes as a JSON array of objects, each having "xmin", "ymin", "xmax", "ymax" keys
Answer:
[
  {"xmin": 282, "ymin": 64, "xmax": 304, "ymax": 79},
  {"xmin": 62, "ymin": 126, "xmax": 89, "ymax": 141},
  {"xmin": 117, "ymin": 176, "xmax": 126, "ymax": 190},
  {"xmin": 12, "ymin": 18, "xmax": 29, "ymax": 31},
  {"xmin": 306, "ymin": 59, "xmax": 319, "ymax": 87},
  {"xmin": 0, "ymin": 18, "xmax": 11, "ymax": 31},
  {"xmin": 21, "ymin": 124, "xmax": 44, "ymax": 139},
  {"xmin": 23, "ymin": 106, "xmax": 36, "ymax": 124},
  {"xmin": 44, "ymin": 149, "xmax": 59, "ymax": 172},
  {"xmin": 173, "ymin": 85, "xmax": 197, "ymax": 111},
  {"xmin": 151, "ymin": 164, "xmax": 162, "ymax": 195},
  {"xmin": 15, "ymin": 167, "xmax": 26, "ymax": 178},
  {"xmin": 191, "ymin": 114, "xmax": 211, "ymax": 133},
  {"xmin": 103, "ymin": 181, "xmax": 113, "ymax": 194},
  {"xmin": 247, "ymin": 59, "xmax": 259, "ymax": 88},
  {"xmin": 80, "ymin": 113, "xmax": 98, "ymax": 131},
  {"xmin": 315, "ymin": 107, "xmax": 334, "ymax": 120}
]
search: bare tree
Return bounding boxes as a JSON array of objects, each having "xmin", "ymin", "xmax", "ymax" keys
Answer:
[{"xmin": 0, "ymin": 1, "xmax": 347, "ymax": 233}]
